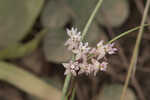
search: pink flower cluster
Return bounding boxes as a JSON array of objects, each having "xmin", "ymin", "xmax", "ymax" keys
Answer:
[{"xmin": 62, "ymin": 28, "xmax": 117, "ymax": 76}]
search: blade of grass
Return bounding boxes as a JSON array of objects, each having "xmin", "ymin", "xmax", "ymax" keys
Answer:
[
  {"xmin": 120, "ymin": 0, "xmax": 150, "ymax": 100},
  {"xmin": 62, "ymin": 0, "xmax": 104, "ymax": 100}
]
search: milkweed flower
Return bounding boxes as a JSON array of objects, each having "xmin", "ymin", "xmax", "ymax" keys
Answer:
[
  {"xmin": 62, "ymin": 60, "xmax": 79, "ymax": 76},
  {"xmin": 96, "ymin": 40, "xmax": 106, "ymax": 60},
  {"xmin": 62, "ymin": 27, "xmax": 117, "ymax": 76},
  {"xmin": 74, "ymin": 42, "xmax": 91, "ymax": 60},
  {"xmin": 104, "ymin": 43, "xmax": 118, "ymax": 54},
  {"xmin": 65, "ymin": 28, "xmax": 81, "ymax": 51},
  {"xmin": 100, "ymin": 61, "xmax": 108, "ymax": 71},
  {"xmin": 91, "ymin": 59, "xmax": 101, "ymax": 76}
]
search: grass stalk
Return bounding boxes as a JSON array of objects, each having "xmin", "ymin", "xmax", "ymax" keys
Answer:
[{"xmin": 120, "ymin": 0, "xmax": 150, "ymax": 100}]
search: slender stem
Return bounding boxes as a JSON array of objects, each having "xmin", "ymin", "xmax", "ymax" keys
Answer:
[
  {"xmin": 62, "ymin": 74, "xmax": 71, "ymax": 100},
  {"xmin": 71, "ymin": 88, "xmax": 76, "ymax": 100},
  {"xmin": 62, "ymin": 0, "xmax": 104, "ymax": 100},
  {"xmin": 107, "ymin": 24, "xmax": 149, "ymax": 44},
  {"xmin": 81, "ymin": 0, "xmax": 104, "ymax": 40},
  {"xmin": 120, "ymin": 1, "xmax": 150, "ymax": 100}
]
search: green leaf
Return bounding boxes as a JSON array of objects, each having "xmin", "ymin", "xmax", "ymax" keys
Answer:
[
  {"xmin": 0, "ymin": 0, "xmax": 44, "ymax": 48},
  {"xmin": 0, "ymin": 61, "xmax": 61, "ymax": 100},
  {"xmin": 96, "ymin": 0, "xmax": 129, "ymax": 27},
  {"xmin": 28, "ymin": 76, "xmax": 63, "ymax": 100}
]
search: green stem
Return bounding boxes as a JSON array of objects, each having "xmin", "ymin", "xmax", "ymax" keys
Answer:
[
  {"xmin": 120, "ymin": 0, "xmax": 150, "ymax": 100},
  {"xmin": 107, "ymin": 24, "xmax": 149, "ymax": 44},
  {"xmin": 81, "ymin": 0, "xmax": 104, "ymax": 40},
  {"xmin": 62, "ymin": 74, "xmax": 71, "ymax": 100},
  {"xmin": 71, "ymin": 87, "xmax": 76, "ymax": 100},
  {"xmin": 62, "ymin": 0, "xmax": 104, "ymax": 100}
]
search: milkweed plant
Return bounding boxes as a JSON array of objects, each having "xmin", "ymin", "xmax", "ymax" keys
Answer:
[
  {"xmin": 63, "ymin": 28, "xmax": 117, "ymax": 76},
  {"xmin": 61, "ymin": 0, "xmax": 150, "ymax": 100}
]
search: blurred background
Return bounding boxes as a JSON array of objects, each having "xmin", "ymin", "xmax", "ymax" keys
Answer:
[{"xmin": 0, "ymin": 0, "xmax": 150, "ymax": 100}]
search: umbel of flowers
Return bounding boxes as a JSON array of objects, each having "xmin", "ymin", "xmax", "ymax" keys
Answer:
[{"xmin": 62, "ymin": 28, "xmax": 117, "ymax": 76}]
